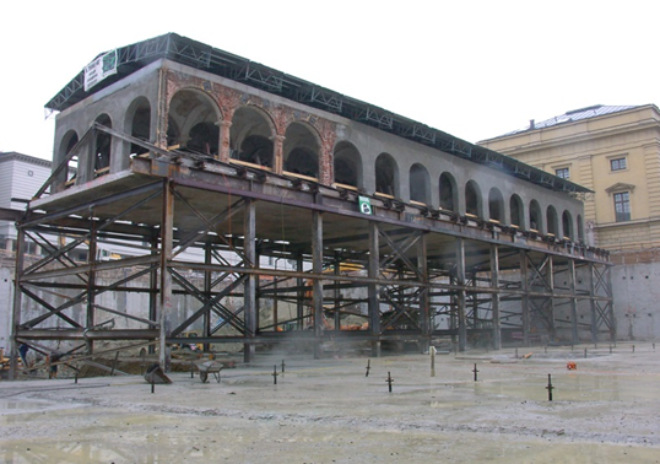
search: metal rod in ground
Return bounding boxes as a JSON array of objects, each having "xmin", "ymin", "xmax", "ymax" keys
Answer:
[
  {"xmin": 365, "ymin": 359, "xmax": 370, "ymax": 377},
  {"xmin": 430, "ymin": 346, "xmax": 436, "ymax": 377},
  {"xmin": 190, "ymin": 362, "xmax": 195, "ymax": 379},
  {"xmin": 273, "ymin": 365, "xmax": 278, "ymax": 385},
  {"xmin": 473, "ymin": 363, "xmax": 479, "ymax": 382},
  {"xmin": 110, "ymin": 350, "xmax": 119, "ymax": 376},
  {"xmin": 386, "ymin": 371, "xmax": 393, "ymax": 393},
  {"xmin": 546, "ymin": 374, "xmax": 554, "ymax": 401},
  {"xmin": 151, "ymin": 380, "xmax": 155, "ymax": 394},
  {"xmin": 281, "ymin": 359, "xmax": 285, "ymax": 374}
]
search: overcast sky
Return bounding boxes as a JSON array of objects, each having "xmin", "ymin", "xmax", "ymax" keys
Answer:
[{"xmin": 1, "ymin": 1, "xmax": 658, "ymax": 160}]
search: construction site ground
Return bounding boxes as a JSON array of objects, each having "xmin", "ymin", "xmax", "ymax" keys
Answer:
[{"xmin": 1, "ymin": 342, "xmax": 659, "ymax": 463}]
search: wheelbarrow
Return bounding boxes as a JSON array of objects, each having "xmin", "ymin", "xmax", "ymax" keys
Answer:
[{"xmin": 196, "ymin": 360, "xmax": 223, "ymax": 383}]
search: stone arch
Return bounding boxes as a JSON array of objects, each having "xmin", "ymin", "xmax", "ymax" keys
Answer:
[
  {"xmin": 283, "ymin": 122, "xmax": 320, "ymax": 178},
  {"xmin": 562, "ymin": 210, "xmax": 573, "ymax": 239},
  {"xmin": 465, "ymin": 180, "xmax": 482, "ymax": 217},
  {"xmin": 333, "ymin": 141, "xmax": 362, "ymax": 188},
  {"xmin": 125, "ymin": 96, "xmax": 151, "ymax": 156},
  {"xmin": 230, "ymin": 106, "xmax": 275, "ymax": 168},
  {"xmin": 529, "ymin": 200, "xmax": 542, "ymax": 231},
  {"xmin": 409, "ymin": 163, "xmax": 431, "ymax": 204},
  {"xmin": 375, "ymin": 153, "xmax": 399, "ymax": 197},
  {"xmin": 59, "ymin": 130, "xmax": 79, "ymax": 187},
  {"xmin": 510, "ymin": 194, "xmax": 524, "ymax": 228},
  {"xmin": 439, "ymin": 172, "xmax": 457, "ymax": 212},
  {"xmin": 547, "ymin": 205, "xmax": 559, "ymax": 236},
  {"xmin": 488, "ymin": 187, "xmax": 504, "ymax": 222},
  {"xmin": 577, "ymin": 214, "xmax": 585, "ymax": 242},
  {"xmin": 94, "ymin": 114, "xmax": 112, "ymax": 175},
  {"xmin": 168, "ymin": 88, "xmax": 221, "ymax": 155}
]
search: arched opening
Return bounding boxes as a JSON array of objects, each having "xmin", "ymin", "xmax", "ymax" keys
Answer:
[
  {"xmin": 94, "ymin": 114, "xmax": 112, "ymax": 176},
  {"xmin": 488, "ymin": 187, "xmax": 504, "ymax": 222},
  {"xmin": 375, "ymin": 153, "xmax": 398, "ymax": 197},
  {"xmin": 510, "ymin": 194, "xmax": 524, "ymax": 228},
  {"xmin": 333, "ymin": 141, "xmax": 362, "ymax": 188},
  {"xmin": 231, "ymin": 106, "xmax": 274, "ymax": 168},
  {"xmin": 60, "ymin": 130, "xmax": 79, "ymax": 187},
  {"xmin": 283, "ymin": 122, "xmax": 319, "ymax": 178},
  {"xmin": 168, "ymin": 89, "xmax": 220, "ymax": 155},
  {"xmin": 409, "ymin": 163, "xmax": 431, "ymax": 204},
  {"xmin": 577, "ymin": 215, "xmax": 585, "ymax": 243},
  {"xmin": 529, "ymin": 200, "xmax": 542, "ymax": 231},
  {"xmin": 439, "ymin": 172, "xmax": 457, "ymax": 212},
  {"xmin": 547, "ymin": 206, "xmax": 559, "ymax": 236},
  {"xmin": 465, "ymin": 180, "xmax": 482, "ymax": 217},
  {"xmin": 127, "ymin": 97, "xmax": 151, "ymax": 155},
  {"xmin": 562, "ymin": 210, "xmax": 573, "ymax": 239}
]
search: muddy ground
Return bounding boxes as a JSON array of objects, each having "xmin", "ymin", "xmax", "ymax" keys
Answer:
[{"xmin": 1, "ymin": 342, "xmax": 659, "ymax": 463}]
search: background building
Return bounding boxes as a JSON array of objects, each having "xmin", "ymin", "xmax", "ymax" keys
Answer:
[{"xmin": 479, "ymin": 104, "xmax": 660, "ymax": 340}]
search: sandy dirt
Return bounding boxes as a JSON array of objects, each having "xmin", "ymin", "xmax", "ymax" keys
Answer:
[{"xmin": 1, "ymin": 343, "xmax": 659, "ymax": 463}]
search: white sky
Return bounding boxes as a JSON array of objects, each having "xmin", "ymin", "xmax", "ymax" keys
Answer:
[{"xmin": 1, "ymin": 0, "xmax": 658, "ymax": 160}]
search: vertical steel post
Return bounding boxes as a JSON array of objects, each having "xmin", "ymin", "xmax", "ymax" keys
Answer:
[
  {"xmin": 296, "ymin": 254, "xmax": 304, "ymax": 330},
  {"xmin": 203, "ymin": 242, "xmax": 212, "ymax": 352},
  {"xmin": 149, "ymin": 233, "xmax": 159, "ymax": 355},
  {"xmin": 9, "ymin": 225, "xmax": 26, "ymax": 379},
  {"xmin": 244, "ymin": 199, "xmax": 257, "ymax": 362},
  {"xmin": 456, "ymin": 237, "xmax": 467, "ymax": 352},
  {"xmin": 417, "ymin": 232, "xmax": 430, "ymax": 351},
  {"xmin": 547, "ymin": 255, "xmax": 556, "ymax": 341},
  {"xmin": 85, "ymin": 221, "xmax": 98, "ymax": 354},
  {"xmin": 568, "ymin": 259, "xmax": 579, "ymax": 345},
  {"xmin": 159, "ymin": 180, "xmax": 174, "ymax": 370},
  {"xmin": 606, "ymin": 264, "xmax": 616, "ymax": 342},
  {"xmin": 520, "ymin": 250, "xmax": 530, "ymax": 346},
  {"xmin": 368, "ymin": 221, "xmax": 381, "ymax": 357},
  {"xmin": 490, "ymin": 244, "xmax": 501, "ymax": 350},
  {"xmin": 311, "ymin": 210, "xmax": 324, "ymax": 359},
  {"xmin": 589, "ymin": 262, "xmax": 598, "ymax": 344},
  {"xmin": 334, "ymin": 251, "xmax": 341, "ymax": 331}
]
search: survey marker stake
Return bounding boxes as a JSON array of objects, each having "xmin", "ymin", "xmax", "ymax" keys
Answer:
[
  {"xmin": 473, "ymin": 363, "xmax": 479, "ymax": 382},
  {"xmin": 273, "ymin": 365, "xmax": 278, "ymax": 385},
  {"xmin": 546, "ymin": 374, "xmax": 554, "ymax": 401},
  {"xmin": 281, "ymin": 359, "xmax": 286, "ymax": 374},
  {"xmin": 386, "ymin": 371, "xmax": 394, "ymax": 393},
  {"xmin": 365, "ymin": 359, "xmax": 371, "ymax": 377}
]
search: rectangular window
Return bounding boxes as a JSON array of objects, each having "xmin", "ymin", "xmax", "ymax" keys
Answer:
[
  {"xmin": 555, "ymin": 167, "xmax": 570, "ymax": 179},
  {"xmin": 610, "ymin": 157, "xmax": 627, "ymax": 171},
  {"xmin": 614, "ymin": 192, "xmax": 631, "ymax": 222}
]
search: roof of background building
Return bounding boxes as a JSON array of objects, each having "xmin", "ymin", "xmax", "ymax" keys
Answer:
[
  {"xmin": 45, "ymin": 33, "xmax": 589, "ymax": 194},
  {"xmin": 0, "ymin": 152, "xmax": 52, "ymax": 168},
  {"xmin": 503, "ymin": 105, "xmax": 643, "ymax": 136}
]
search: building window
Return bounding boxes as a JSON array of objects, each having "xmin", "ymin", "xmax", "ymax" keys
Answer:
[
  {"xmin": 610, "ymin": 157, "xmax": 627, "ymax": 171},
  {"xmin": 614, "ymin": 192, "xmax": 631, "ymax": 222},
  {"xmin": 555, "ymin": 167, "xmax": 570, "ymax": 179}
]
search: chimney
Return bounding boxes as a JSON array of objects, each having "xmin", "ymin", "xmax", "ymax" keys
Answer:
[{"xmin": 529, "ymin": 119, "xmax": 536, "ymax": 130}]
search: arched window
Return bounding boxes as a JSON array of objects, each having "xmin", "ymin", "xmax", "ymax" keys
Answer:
[
  {"xmin": 510, "ymin": 194, "xmax": 524, "ymax": 227},
  {"xmin": 409, "ymin": 163, "xmax": 431, "ymax": 204},
  {"xmin": 439, "ymin": 172, "xmax": 457, "ymax": 212},
  {"xmin": 168, "ymin": 89, "xmax": 221, "ymax": 155},
  {"xmin": 562, "ymin": 210, "xmax": 573, "ymax": 239},
  {"xmin": 60, "ymin": 130, "xmax": 79, "ymax": 188},
  {"xmin": 547, "ymin": 206, "xmax": 559, "ymax": 236},
  {"xmin": 94, "ymin": 114, "xmax": 112, "ymax": 175},
  {"xmin": 333, "ymin": 141, "xmax": 362, "ymax": 188},
  {"xmin": 127, "ymin": 97, "xmax": 151, "ymax": 155},
  {"xmin": 375, "ymin": 153, "xmax": 398, "ymax": 197},
  {"xmin": 488, "ymin": 188, "xmax": 504, "ymax": 222},
  {"xmin": 577, "ymin": 215, "xmax": 585, "ymax": 243},
  {"xmin": 465, "ymin": 180, "xmax": 482, "ymax": 217},
  {"xmin": 529, "ymin": 200, "xmax": 542, "ymax": 231},
  {"xmin": 231, "ymin": 106, "xmax": 274, "ymax": 168},
  {"xmin": 283, "ymin": 122, "xmax": 319, "ymax": 178}
]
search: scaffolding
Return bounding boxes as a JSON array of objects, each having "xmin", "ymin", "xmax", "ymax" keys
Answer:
[{"xmin": 9, "ymin": 126, "xmax": 614, "ymax": 377}]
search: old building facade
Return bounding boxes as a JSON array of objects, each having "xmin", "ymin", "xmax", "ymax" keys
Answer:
[{"xmin": 480, "ymin": 104, "xmax": 660, "ymax": 340}]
